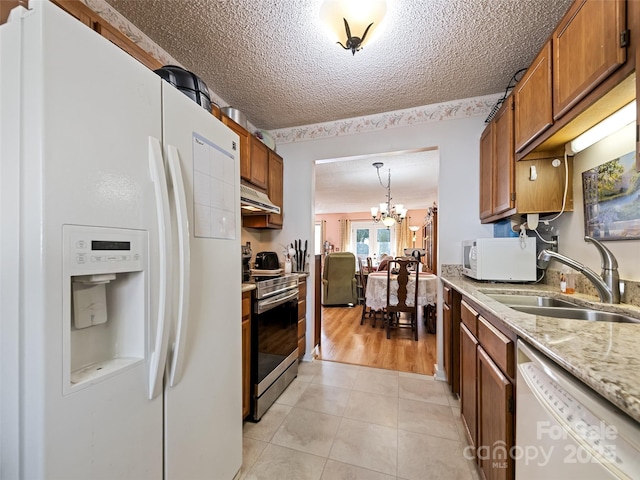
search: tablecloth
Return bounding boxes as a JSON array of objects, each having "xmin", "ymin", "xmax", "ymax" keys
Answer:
[{"xmin": 365, "ymin": 272, "xmax": 438, "ymax": 311}]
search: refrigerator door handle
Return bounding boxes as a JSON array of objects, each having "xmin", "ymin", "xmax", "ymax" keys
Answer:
[
  {"xmin": 147, "ymin": 136, "xmax": 173, "ymax": 399},
  {"xmin": 166, "ymin": 144, "xmax": 190, "ymax": 388}
]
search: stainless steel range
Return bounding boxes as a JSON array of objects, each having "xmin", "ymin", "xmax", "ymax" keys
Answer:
[{"xmin": 249, "ymin": 273, "xmax": 299, "ymax": 421}]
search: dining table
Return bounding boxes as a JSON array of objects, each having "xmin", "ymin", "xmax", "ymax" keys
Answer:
[{"xmin": 365, "ymin": 271, "xmax": 438, "ymax": 311}]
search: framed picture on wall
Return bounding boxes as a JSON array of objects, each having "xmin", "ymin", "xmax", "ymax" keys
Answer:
[{"xmin": 582, "ymin": 151, "xmax": 640, "ymax": 241}]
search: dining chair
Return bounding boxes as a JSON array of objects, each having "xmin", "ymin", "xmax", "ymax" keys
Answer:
[
  {"xmin": 384, "ymin": 258, "xmax": 419, "ymax": 340},
  {"xmin": 366, "ymin": 256, "xmax": 374, "ymax": 272},
  {"xmin": 356, "ymin": 258, "xmax": 366, "ymax": 306},
  {"xmin": 358, "ymin": 258, "xmax": 380, "ymax": 328}
]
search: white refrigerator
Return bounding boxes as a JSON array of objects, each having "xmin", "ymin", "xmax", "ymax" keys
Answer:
[{"xmin": 0, "ymin": 1, "xmax": 242, "ymax": 478}]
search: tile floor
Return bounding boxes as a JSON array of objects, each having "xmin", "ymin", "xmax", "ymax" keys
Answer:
[{"xmin": 239, "ymin": 360, "xmax": 481, "ymax": 480}]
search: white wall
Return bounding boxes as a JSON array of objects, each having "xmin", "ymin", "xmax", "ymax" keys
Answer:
[
  {"xmin": 273, "ymin": 115, "xmax": 493, "ymax": 370},
  {"xmin": 554, "ymin": 122, "xmax": 639, "ymax": 281}
]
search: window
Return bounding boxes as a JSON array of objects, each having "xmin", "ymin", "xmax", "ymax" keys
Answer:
[{"xmin": 351, "ymin": 221, "xmax": 395, "ymax": 265}]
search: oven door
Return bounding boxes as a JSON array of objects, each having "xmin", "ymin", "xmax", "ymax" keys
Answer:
[{"xmin": 252, "ymin": 290, "xmax": 299, "ymax": 399}]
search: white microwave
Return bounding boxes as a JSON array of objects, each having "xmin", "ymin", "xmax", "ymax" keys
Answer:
[{"xmin": 462, "ymin": 237, "xmax": 537, "ymax": 282}]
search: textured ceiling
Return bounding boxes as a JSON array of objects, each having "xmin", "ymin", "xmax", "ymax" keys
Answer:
[
  {"xmin": 315, "ymin": 149, "xmax": 439, "ymax": 214},
  {"xmin": 104, "ymin": 0, "xmax": 573, "ymax": 131}
]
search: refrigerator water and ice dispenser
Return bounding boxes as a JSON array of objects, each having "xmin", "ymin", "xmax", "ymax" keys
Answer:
[{"xmin": 63, "ymin": 225, "xmax": 147, "ymax": 393}]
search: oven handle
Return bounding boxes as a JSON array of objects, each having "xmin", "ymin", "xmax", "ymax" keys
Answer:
[
  {"xmin": 259, "ymin": 283, "xmax": 298, "ymax": 298},
  {"xmin": 256, "ymin": 289, "xmax": 298, "ymax": 314}
]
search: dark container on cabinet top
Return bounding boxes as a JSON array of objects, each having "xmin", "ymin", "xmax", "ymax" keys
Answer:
[{"xmin": 154, "ymin": 65, "xmax": 211, "ymax": 111}]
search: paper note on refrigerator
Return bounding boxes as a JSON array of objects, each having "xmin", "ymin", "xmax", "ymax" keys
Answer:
[{"xmin": 192, "ymin": 133, "xmax": 236, "ymax": 239}]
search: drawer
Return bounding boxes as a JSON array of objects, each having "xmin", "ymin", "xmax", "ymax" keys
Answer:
[
  {"xmin": 298, "ymin": 279, "xmax": 307, "ymax": 297},
  {"xmin": 443, "ymin": 285, "xmax": 452, "ymax": 305},
  {"xmin": 298, "ymin": 299, "xmax": 306, "ymax": 321},
  {"xmin": 297, "ymin": 318, "xmax": 305, "ymax": 339},
  {"xmin": 460, "ymin": 300, "xmax": 478, "ymax": 337},
  {"xmin": 477, "ymin": 315, "xmax": 514, "ymax": 378},
  {"xmin": 297, "ymin": 335, "xmax": 306, "ymax": 357}
]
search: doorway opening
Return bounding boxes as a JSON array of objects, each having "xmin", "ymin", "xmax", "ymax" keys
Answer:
[{"xmin": 312, "ymin": 147, "xmax": 440, "ymax": 374}]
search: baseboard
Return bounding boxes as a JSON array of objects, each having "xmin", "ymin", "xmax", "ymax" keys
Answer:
[{"xmin": 433, "ymin": 363, "xmax": 447, "ymax": 382}]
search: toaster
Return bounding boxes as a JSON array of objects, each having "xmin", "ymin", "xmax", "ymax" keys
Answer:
[{"xmin": 254, "ymin": 251, "xmax": 279, "ymax": 270}]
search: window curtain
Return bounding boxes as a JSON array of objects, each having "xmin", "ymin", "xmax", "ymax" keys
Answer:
[
  {"xmin": 395, "ymin": 220, "xmax": 410, "ymax": 256},
  {"xmin": 317, "ymin": 220, "xmax": 326, "ymax": 254},
  {"xmin": 339, "ymin": 219, "xmax": 351, "ymax": 252},
  {"xmin": 321, "ymin": 220, "xmax": 326, "ymax": 248}
]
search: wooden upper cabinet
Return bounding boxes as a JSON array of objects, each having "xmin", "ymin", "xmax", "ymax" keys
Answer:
[
  {"xmin": 248, "ymin": 136, "xmax": 269, "ymax": 191},
  {"xmin": 514, "ymin": 41, "xmax": 553, "ymax": 152},
  {"xmin": 479, "ymin": 97, "xmax": 515, "ymax": 221},
  {"xmin": 243, "ymin": 149, "xmax": 283, "ymax": 229},
  {"xmin": 51, "ymin": 0, "xmax": 94, "ymax": 26},
  {"xmin": 553, "ymin": 0, "xmax": 626, "ymax": 120},
  {"xmin": 267, "ymin": 151, "xmax": 283, "ymax": 226},
  {"xmin": 479, "ymin": 123, "xmax": 494, "ymax": 219},
  {"xmin": 492, "ymin": 96, "xmax": 515, "ymax": 215},
  {"xmin": 221, "ymin": 116, "xmax": 251, "ymax": 183},
  {"xmin": 1, "ymin": 1, "xmax": 23, "ymax": 25}
]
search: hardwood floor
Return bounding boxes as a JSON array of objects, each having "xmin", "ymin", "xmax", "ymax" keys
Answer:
[{"xmin": 316, "ymin": 305, "xmax": 437, "ymax": 375}]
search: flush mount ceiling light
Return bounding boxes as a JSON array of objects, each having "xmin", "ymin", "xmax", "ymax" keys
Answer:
[
  {"xmin": 319, "ymin": 0, "xmax": 387, "ymax": 55},
  {"xmin": 370, "ymin": 161, "xmax": 407, "ymax": 228},
  {"xmin": 568, "ymin": 101, "xmax": 637, "ymax": 154}
]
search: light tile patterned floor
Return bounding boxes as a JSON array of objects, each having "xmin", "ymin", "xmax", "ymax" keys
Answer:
[{"xmin": 239, "ymin": 361, "xmax": 481, "ymax": 480}]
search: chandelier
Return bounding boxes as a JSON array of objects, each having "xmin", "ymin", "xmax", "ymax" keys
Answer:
[
  {"xmin": 319, "ymin": 0, "xmax": 387, "ymax": 55},
  {"xmin": 370, "ymin": 162, "xmax": 407, "ymax": 227}
]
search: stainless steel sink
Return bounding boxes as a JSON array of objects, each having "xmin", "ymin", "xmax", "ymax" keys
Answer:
[
  {"xmin": 484, "ymin": 293, "xmax": 639, "ymax": 323},
  {"xmin": 486, "ymin": 294, "xmax": 580, "ymax": 308},
  {"xmin": 508, "ymin": 305, "xmax": 640, "ymax": 324}
]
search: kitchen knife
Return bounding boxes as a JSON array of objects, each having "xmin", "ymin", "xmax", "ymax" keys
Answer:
[{"xmin": 302, "ymin": 240, "xmax": 307, "ymax": 272}]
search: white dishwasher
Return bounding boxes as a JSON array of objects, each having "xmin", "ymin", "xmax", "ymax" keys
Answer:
[{"xmin": 516, "ymin": 340, "xmax": 640, "ymax": 479}]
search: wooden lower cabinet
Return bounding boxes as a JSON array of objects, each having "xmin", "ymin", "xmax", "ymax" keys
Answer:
[
  {"xmin": 460, "ymin": 323, "xmax": 478, "ymax": 449},
  {"xmin": 297, "ymin": 277, "xmax": 307, "ymax": 359},
  {"xmin": 477, "ymin": 347, "xmax": 514, "ymax": 480},
  {"xmin": 459, "ymin": 297, "xmax": 516, "ymax": 480},
  {"xmin": 442, "ymin": 285, "xmax": 461, "ymax": 396},
  {"xmin": 241, "ymin": 291, "xmax": 251, "ymax": 419}
]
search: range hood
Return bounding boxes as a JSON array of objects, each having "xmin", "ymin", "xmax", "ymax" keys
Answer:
[{"xmin": 240, "ymin": 184, "xmax": 280, "ymax": 215}]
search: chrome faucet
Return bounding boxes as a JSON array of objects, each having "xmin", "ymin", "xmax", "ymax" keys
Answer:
[{"xmin": 537, "ymin": 236, "xmax": 620, "ymax": 304}]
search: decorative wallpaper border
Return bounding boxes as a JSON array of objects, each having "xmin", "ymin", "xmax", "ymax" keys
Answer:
[
  {"xmin": 83, "ymin": 0, "xmax": 501, "ymax": 146},
  {"xmin": 269, "ymin": 93, "xmax": 503, "ymax": 145}
]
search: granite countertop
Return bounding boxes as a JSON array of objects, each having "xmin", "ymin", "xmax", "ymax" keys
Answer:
[
  {"xmin": 440, "ymin": 275, "xmax": 640, "ymax": 424},
  {"xmin": 241, "ymin": 283, "xmax": 256, "ymax": 293}
]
